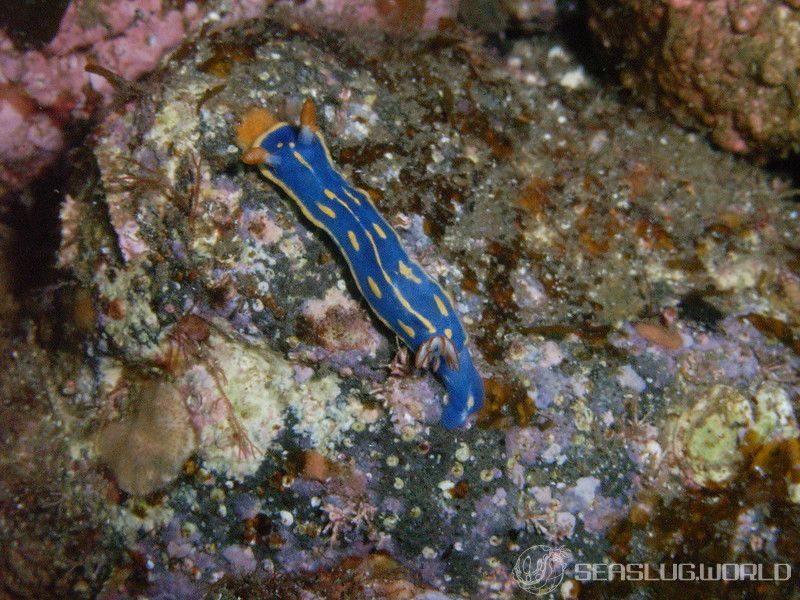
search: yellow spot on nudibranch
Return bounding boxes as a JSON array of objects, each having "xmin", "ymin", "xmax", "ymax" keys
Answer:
[
  {"xmin": 434, "ymin": 294, "xmax": 449, "ymax": 316},
  {"xmin": 373, "ymin": 223, "xmax": 387, "ymax": 239},
  {"xmin": 397, "ymin": 319, "xmax": 416, "ymax": 338},
  {"xmin": 395, "ymin": 291, "xmax": 412, "ymax": 311},
  {"xmin": 445, "ymin": 328, "xmax": 453, "ymax": 338},
  {"xmin": 317, "ymin": 203, "xmax": 336, "ymax": 218},
  {"xmin": 277, "ymin": 142, "xmax": 284, "ymax": 148},
  {"xmin": 467, "ymin": 394, "xmax": 475, "ymax": 409},
  {"xmin": 393, "ymin": 290, "xmax": 436, "ymax": 333},
  {"xmin": 293, "ymin": 150, "xmax": 313, "ymax": 170},
  {"xmin": 289, "ymin": 142, "xmax": 296, "ymax": 148},
  {"xmin": 348, "ymin": 231, "xmax": 360, "ymax": 251},
  {"xmin": 344, "ymin": 190, "xmax": 362, "ymax": 205},
  {"xmin": 368, "ymin": 276, "xmax": 382, "ymax": 298},
  {"xmin": 399, "ymin": 260, "xmax": 422, "ymax": 284},
  {"xmin": 362, "ymin": 228, "xmax": 436, "ymax": 334}
]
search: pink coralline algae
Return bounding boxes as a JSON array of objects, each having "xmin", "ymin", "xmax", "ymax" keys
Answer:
[
  {"xmin": 0, "ymin": 0, "xmax": 458, "ymax": 195},
  {"xmin": 301, "ymin": 288, "xmax": 383, "ymax": 354},
  {"xmin": 587, "ymin": 0, "xmax": 800, "ymax": 158},
  {"xmin": 0, "ymin": 0, "xmax": 204, "ymax": 193},
  {"xmin": 0, "ymin": 85, "xmax": 64, "ymax": 192}
]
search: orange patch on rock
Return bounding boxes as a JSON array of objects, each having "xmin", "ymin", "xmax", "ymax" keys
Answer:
[
  {"xmin": 303, "ymin": 449, "xmax": 331, "ymax": 482},
  {"xmin": 634, "ymin": 321, "xmax": 684, "ymax": 350}
]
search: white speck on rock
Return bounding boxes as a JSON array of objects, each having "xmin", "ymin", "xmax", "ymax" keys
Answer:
[
  {"xmin": 617, "ymin": 365, "xmax": 646, "ymax": 393},
  {"xmin": 559, "ymin": 67, "xmax": 589, "ymax": 90}
]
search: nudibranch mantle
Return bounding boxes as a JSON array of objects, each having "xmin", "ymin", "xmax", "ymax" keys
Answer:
[{"xmin": 238, "ymin": 99, "xmax": 483, "ymax": 428}]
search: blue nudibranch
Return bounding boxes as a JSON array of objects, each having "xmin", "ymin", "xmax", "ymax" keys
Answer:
[{"xmin": 238, "ymin": 99, "xmax": 483, "ymax": 428}]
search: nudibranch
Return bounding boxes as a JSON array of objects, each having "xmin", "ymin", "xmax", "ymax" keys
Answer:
[{"xmin": 236, "ymin": 99, "xmax": 483, "ymax": 428}]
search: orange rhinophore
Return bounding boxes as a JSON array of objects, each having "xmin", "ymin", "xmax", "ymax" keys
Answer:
[{"xmin": 299, "ymin": 97, "xmax": 318, "ymax": 131}]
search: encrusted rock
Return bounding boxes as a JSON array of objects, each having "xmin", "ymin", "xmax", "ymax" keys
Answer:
[{"xmin": 587, "ymin": 0, "xmax": 800, "ymax": 158}]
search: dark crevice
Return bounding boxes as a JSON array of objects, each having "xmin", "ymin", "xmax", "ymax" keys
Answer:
[{"xmin": 0, "ymin": 0, "xmax": 71, "ymax": 48}]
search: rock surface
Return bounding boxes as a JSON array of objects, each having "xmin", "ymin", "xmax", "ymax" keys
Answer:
[
  {"xmin": 1, "ymin": 7, "xmax": 799, "ymax": 599},
  {"xmin": 587, "ymin": 0, "xmax": 800, "ymax": 158}
]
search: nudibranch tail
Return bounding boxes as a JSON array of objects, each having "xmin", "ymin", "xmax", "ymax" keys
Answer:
[
  {"xmin": 435, "ymin": 347, "xmax": 484, "ymax": 429},
  {"xmin": 238, "ymin": 98, "xmax": 484, "ymax": 428}
]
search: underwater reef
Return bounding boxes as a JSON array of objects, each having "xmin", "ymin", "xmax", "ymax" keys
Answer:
[
  {"xmin": 587, "ymin": 0, "xmax": 800, "ymax": 159},
  {"xmin": 0, "ymin": 0, "xmax": 455, "ymax": 196},
  {"xmin": 1, "ymin": 2, "xmax": 799, "ymax": 599}
]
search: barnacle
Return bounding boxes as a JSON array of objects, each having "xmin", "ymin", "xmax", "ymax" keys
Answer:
[{"xmin": 670, "ymin": 382, "xmax": 800, "ymax": 491}]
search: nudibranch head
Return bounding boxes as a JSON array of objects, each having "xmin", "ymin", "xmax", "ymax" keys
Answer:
[
  {"xmin": 236, "ymin": 106, "xmax": 280, "ymax": 150},
  {"xmin": 237, "ymin": 99, "xmax": 329, "ymax": 175},
  {"xmin": 435, "ymin": 347, "xmax": 484, "ymax": 429}
]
